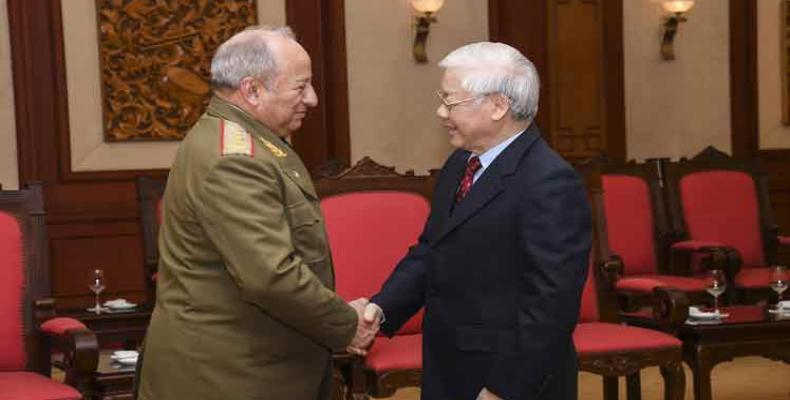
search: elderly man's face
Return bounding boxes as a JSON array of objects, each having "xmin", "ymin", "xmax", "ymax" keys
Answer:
[
  {"xmin": 254, "ymin": 40, "xmax": 318, "ymax": 137},
  {"xmin": 436, "ymin": 69, "xmax": 495, "ymax": 154}
]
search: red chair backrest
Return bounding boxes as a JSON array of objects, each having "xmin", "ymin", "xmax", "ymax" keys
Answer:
[
  {"xmin": 578, "ymin": 260, "xmax": 600, "ymax": 323},
  {"xmin": 679, "ymin": 170, "xmax": 764, "ymax": 267},
  {"xmin": 321, "ymin": 191, "xmax": 429, "ymax": 334},
  {"xmin": 0, "ymin": 211, "xmax": 27, "ymax": 370},
  {"xmin": 602, "ymin": 175, "xmax": 658, "ymax": 276}
]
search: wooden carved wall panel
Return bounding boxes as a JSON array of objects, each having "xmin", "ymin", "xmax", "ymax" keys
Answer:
[
  {"xmin": 96, "ymin": 0, "xmax": 257, "ymax": 141},
  {"xmin": 548, "ymin": 0, "xmax": 604, "ymax": 162},
  {"xmin": 783, "ymin": 0, "xmax": 790, "ymax": 125}
]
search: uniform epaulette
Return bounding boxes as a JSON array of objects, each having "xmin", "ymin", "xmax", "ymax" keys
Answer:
[{"xmin": 220, "ymin": 120, "xmax": 254, "ymax": 157}]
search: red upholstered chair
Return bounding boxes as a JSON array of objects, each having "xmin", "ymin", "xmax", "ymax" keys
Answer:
[
  {"xmin": 579, "ymin": 189, "xmax": 687, "ymax": 400},
  {"xmin": 597, "ymin": 160, "xmax": 719, "ymax": 310},
  {"xmin": 575, "ymin": 262, "xmax": 686, "ymax": 400},
  {"xmin": 664, "ymin": 146, "xmax": 789, "ymax": 302},
  {"xmin": 314, "ymin": 157, "xmax": 435, "ymax": 399},
  {"xmin": 0, "ymin": 183, "xmax": 99, "ymax": 400},
  {"xmin": 136, "ymin": 176, "xmax": 167, "ymax": 306}
]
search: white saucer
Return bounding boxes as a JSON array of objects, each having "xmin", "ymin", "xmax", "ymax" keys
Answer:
[
  {"xmin": 685, "ymin": 318, "xmax": 724, "ymax": 326},
  {"xmin": 113, "ymin": 357, "xmax": 138, "ymax": 365},
  {"xmin": 106, "ymin": 303, "xmax": 137, "ymax": 310},
  {"xmin": 688, "ymin": 306, "xmax": 729, "ymax": 320}
]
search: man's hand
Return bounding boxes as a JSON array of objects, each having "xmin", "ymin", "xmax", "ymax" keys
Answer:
[
  {"xmin": 477, "ymin": 388, "xmax": 503, "ymax": 400},
  {"xmin": 346, "ymin": 298, "xmax": 382, "ymax": 355}
]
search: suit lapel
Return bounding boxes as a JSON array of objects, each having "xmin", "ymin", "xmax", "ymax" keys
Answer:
[
  {"xmin": 432, "ymin": 151, "xmax": 469, "ymax": 230},
  {"xmin": 432, "ymin": 127, "xmax": 541, "ymax": 243}
]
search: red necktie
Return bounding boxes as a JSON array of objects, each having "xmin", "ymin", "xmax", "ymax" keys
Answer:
[{"xmin": 455, "ymin": 156, "xmax": 481, "ymax": 203}]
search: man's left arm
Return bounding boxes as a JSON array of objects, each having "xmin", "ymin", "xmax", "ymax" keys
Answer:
[{"xmin": 486, "ymin": 166, "xmax": 591, "ymax": 399}]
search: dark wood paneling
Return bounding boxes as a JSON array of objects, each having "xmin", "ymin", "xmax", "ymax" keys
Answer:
[
  {"xmin": 600, "ymin": 0, "xmax": 626, "ymax": 162},
  {"xmin": 8, "ymin": 0, "xmax": 62, "ymax": 182},
  {"xmin": 489, "ymin": 0, "xmax": 625, "ymax": 163},
  {"xmin": 9, "ymin": 0, "xmax": 350, "ymax": 308},
  {"xmin": 729, "ymin": 0, "xmax": 759, "ymax": 160},
  {"xmin": 730, "ymin": 1, "xmax": 790, "ymax": 254},
  {"xmin": 286, "ymin": 0, "xmax": 351, "ymax": 171},
  {"xmin": 489, "ymin": 0, "xmax": 550, "ymax": 135},
  {"xmin": 549, "ymin": 0, "xmax": 604, "ymax": 160},
  {"xmin": 50, "ymin": 234, "xmax": 145, "ymax": 304}
]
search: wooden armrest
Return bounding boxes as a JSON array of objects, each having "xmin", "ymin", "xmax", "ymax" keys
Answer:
[
  {"xmin": 670, "ymin": 241, "xmax": 741, "ymax": 281},
  {"xmin": 650, "ymin": 287, "xmax": 689, "ymax": 334},
  {"xmin": 34, "ymin": 298, "xmax": 99, "ymax": 391},
  {"xmin": 51, "ymin": 328, "xmax": 99, "ymax": 388},
  {"xmin": 598, "ymin": 255, "xmax": 624, "ymax": 288}
]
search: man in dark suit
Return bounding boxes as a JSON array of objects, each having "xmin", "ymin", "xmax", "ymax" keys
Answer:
[{"xmin": 356, "ymin": 42, "xmax": 591, "ymax": 400}]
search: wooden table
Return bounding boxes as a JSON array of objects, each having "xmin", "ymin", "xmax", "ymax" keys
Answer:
[
  {"xmin": 58, "ymin": 307, "xmax": 152, "ymax": 349},
  {"xmin": 88, "ymin": 350, "xmax": 137, "ymax": 400},
  {"xmin": 678, "ymin": 305, "xmax": 790, "ymax": 400}
]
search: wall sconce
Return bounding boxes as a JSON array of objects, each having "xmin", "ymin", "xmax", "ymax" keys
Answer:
[
  {"xmin": 660, "ymin": 0, "xmax": 695, "ymax": 60},
  {"xmin": 411, "ymin": 0, "xmax": 445, "ymax": 63}
]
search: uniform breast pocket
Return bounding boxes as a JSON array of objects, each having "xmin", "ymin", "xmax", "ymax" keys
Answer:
[{"xmin": 286, "ymin": 200, "xmax": 328, "ymax": 264}]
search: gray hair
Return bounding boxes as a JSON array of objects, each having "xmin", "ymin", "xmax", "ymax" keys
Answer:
[
  {"xmin": 438, "ymin": 42, "xmax": 539, "ymax": 122},
  {"xmin": 210, "ymin": 25, "xmax": 296, "ymax": 91}
]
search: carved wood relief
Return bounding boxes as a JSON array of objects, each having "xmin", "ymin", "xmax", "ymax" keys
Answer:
[
  {"xmin": 783, "ymin": 0, "xmax": 790, "ymax": 125},
  {"xmin": 96, "ymin": 0, "xmax": 257, "ymax": 141}
]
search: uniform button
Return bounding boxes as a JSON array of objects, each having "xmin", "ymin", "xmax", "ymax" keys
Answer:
[{"xmin": 292, "ymin": 171, "xmax": 300, "ymax": 178}]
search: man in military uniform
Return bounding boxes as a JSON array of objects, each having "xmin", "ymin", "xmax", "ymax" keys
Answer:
[{"xmin": 137, "ymin": 26, "xmax": 374, "ymax": 400}]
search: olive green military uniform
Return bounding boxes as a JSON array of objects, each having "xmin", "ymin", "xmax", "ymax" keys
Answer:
[{"xmin": 138, "ymin": 97, "xmax": 358, "ymax": 400}]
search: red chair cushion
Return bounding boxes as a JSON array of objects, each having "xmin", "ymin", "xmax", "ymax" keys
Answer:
[
  {"xmin": 0, "ymin": 212, "xmax": 26, "ymax": 371},
  {"xmin": 615, "ymin": 275, "xmax": 707, "ymax": 293},
  {"xmin": 40, "ymin": 318, "xmax": 87, "ymax": 336},
  {"xmin": 0, "ymin": 371, "xmax": 82, "ymax": 400},
  {"xmin": 734, "ymin": 266, "xmax": 770, "ymax": 289},
  {"xmin": 321, "ymin": 191, "xmax": 429, "ymax": 335},
  {"xmin": 364, "ymin": 333, "xmax": 422, "ymax": 372},
  {"xmin": 679, "ymin": 171, "xmax": 765, "ymax": 267},
  {"xmin": 779, "ymin": 236, "xmax": 790, "ymax": 245},
  {"xmin": 602, "ymin": 175, "xmax": 658, "ymax": 276},
  {"xmin": 573, "ymin": 322, "xmax": 681, "ymax": 354}
]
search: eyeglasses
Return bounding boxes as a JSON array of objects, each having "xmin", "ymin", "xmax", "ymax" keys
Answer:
[{"xmin": 436, "ymin": 90, "xmax": 483, "ymax": 112}]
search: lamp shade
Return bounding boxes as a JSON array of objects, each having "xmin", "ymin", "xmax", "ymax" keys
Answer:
[
  {"xmin": 662, "ymin": 0, "xmax": 695, "ymax": 13},
  {"xmin": 411, "ymin": 0, "xmax": 445, "ymax": 14}
]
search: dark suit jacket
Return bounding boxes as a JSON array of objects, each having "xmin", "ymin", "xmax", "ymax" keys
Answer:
[{"xmin": 371, "ymin": 125, "xmax": 591, "ymax": 400}]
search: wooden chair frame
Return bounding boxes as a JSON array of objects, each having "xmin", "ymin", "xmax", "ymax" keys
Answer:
[
  {"xmin": 591, "ymin": 158, "xmax": 720, "ymax": 310},
  {"xmin": 585, "ymin": 188, "xmax": 687, "ymax": 400},
  {"xmin": 0, "ymin": 183, "xmax": 99, "ymax": 395},
  {"xmin": 664, "ymin": 146, "xmax": 785, "ymax": 302}
]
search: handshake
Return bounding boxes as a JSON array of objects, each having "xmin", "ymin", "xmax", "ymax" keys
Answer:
[{"xmin": 346, "ymin": 297, "xmax": 383, "ymax": 356}]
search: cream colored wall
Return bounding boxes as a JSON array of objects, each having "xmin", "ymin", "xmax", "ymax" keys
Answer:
[
  {"xmin": 60, "ymin": 0, "xmax": 285, "ymax": 172},
  {"xmin": 0, "ymin": 0, "xmax": 19, "ymax": 189},
  {"xmin": 623, "ymin": 0, "xmax": 731, "ymax": 161},
  {"xmin": 758, "ymin": 0, "xmax": 790, "ymax": 149},
  {"xmin": 345, "ymin": 1, "xmax": 488, "ymax": 174}
]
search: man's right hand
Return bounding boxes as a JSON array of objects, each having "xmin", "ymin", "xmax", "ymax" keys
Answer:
[{"xmin": 346, "ymin": 298, "xmax": 383, "ymax": 355}]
